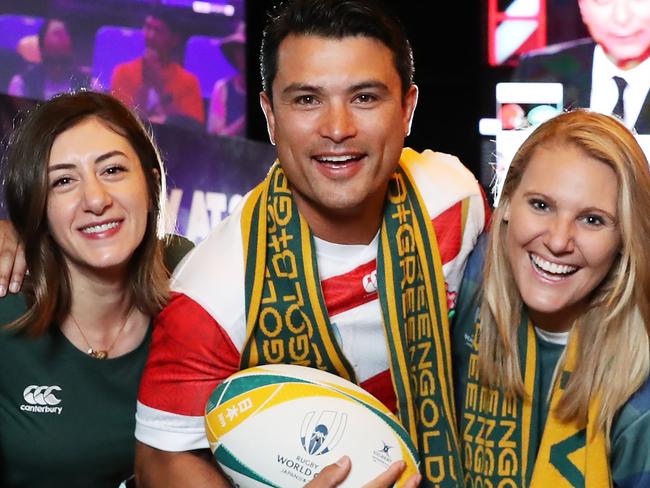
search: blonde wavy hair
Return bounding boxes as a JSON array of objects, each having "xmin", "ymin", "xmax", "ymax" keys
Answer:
[{"xmin": 480, "ymin": 110, "xmax": 650, "ymax": 441}]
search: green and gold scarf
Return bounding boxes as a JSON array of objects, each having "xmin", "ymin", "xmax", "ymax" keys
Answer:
[
  {"xmin": 240, "ymin": 149, "xmax": 463, "ymax": 487},
  {"xmin": 460, "ymin": 314, "xmax": 611, "ymax": 487}
]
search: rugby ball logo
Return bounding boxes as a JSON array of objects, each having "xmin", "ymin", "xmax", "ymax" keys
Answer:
[
  {"xmin": 204, "ymin": 364, "xmax": 420, "ymax": 487},
  {"xmin": 300, "ymin": 410, "xmax": 347, "ymax": 455}
]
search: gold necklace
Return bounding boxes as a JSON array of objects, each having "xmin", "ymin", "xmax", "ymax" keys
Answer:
[{"xmin": 69, "ymin": 306, "xmax": 135, "ymax": 359}]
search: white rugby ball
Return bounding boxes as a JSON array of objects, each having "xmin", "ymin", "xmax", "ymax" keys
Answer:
[{"xmin": 205, "ymin": 364, "xmax": 420, "ymax": 487}]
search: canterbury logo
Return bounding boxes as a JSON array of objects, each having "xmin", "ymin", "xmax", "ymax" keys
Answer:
[
  {"xmin": 362, "ymin": 270, "xmax": 378, "ymax": 293},
  {"xmin": 23, "ymin": 385, "xmax": 62, "ymax": 406}
]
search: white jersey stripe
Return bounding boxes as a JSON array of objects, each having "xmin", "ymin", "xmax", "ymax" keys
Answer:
[{"xmin": 136, "ymin": 401, "xmax": 209, "ymax": 451}]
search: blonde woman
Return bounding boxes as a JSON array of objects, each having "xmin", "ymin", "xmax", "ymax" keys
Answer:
[{"xmin": 453, "ymin": 110, "xmax": 650, "ymax": 487}]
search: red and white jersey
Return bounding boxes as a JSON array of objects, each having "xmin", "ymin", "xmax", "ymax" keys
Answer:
[{"xmin": 136, "ymin": 150, "xmax": 489, "ymax": 452}]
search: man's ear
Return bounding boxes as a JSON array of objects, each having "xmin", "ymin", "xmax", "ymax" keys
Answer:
[
  {"xmin": 403, "ymin": 84, "xmax": 418, "ymax": 137},
  {"xmin": 259, "ymin": 91, "xmax": 276, "ymax": 145}
]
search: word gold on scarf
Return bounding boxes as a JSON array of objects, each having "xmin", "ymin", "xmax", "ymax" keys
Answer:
[
  {"xmin": 253, "ymin": 170, "xmax": 317, "ymax": 365},
  {"xmin": 241, "ymin": 165, "xmax": 356, "ymax": 380}
]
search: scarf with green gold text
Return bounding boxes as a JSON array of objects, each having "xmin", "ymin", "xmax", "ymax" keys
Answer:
[
  {"xmin": 240, "ymin": 150, "xmax": 463, "ymax": 486},
  {"xmin": 460, "ymin": 314, "xmax": 611, "ymax": 487}
]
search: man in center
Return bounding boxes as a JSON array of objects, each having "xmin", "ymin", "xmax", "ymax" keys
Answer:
[{"xmin": 135, "ymin": 0, "xmax": 488, "ymax": 485}]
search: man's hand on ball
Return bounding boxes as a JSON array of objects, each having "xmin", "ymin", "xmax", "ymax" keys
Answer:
[{"xmin": 305, "ymin": 456, "xmax": 421, "ymax": 488}]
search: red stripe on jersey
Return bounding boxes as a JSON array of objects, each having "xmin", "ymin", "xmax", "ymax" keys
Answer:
[
  {"xmin": 138, "ymin": 293, "xmax": 241, "ymax": 417},
  {"xmin": 321, "ymin": 260, "xmax": 378, "ymax": 317},
  {"xmin": 320, "ymin": 205, "xmax": 465, "ymax": 317},
  {"xmin": 139, "ymin": 292, "xmax": 397, "ymax": 416},
  {"xmin": 360, "ymin": 369, "xmax": 397, "ymax": 414},
  {"xmin": 432, "ymin": 201, "xmax": 463, "ymax": 265}
]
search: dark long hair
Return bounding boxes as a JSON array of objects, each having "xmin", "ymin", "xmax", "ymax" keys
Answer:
[{"xmin": 2, "ymin": 91, "xmax": 169, "ymax": 335}]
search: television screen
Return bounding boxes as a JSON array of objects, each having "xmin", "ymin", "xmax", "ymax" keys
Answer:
[
  {"xmin": 0, "ymin": 0, "xmax": 247, "ymax": 137},
  {"xmin": 0, "ymin": 0, "xmax": 276, "ymax": 244},
  {"xmin": 482, "ymin": 0, "xmax": 650, "ymax": 201}
]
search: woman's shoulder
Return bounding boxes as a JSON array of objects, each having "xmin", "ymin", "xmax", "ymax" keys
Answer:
[
  {"xmin": 455, "ymin": 232, "xmax": 487, "ymax": 317},
  {"xmin": 0, "ymin": 293, "xmax": 27, "ymax": 328},
  {"xmin": 610, "ymin": 376, "xmax": 650, "ymax": 486},
  {"xmin": 615, "ymin": 376, "xmax": 650, "ymax": 431},
  {"xmin": 452, "ymin": 233, "xmax": 487, "ymax": 353},
  {"xmin": 0, "ymin": 294, "xmax": 41, "ymax": 359},
  {"xmin": 463, "ymin": 232, "xmax": 487, "ymax": 285}
]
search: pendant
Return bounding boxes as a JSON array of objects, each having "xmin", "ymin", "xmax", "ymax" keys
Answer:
[{"xmin": 88, "ymin": 348, "xmax": 108, "ymax": 359}]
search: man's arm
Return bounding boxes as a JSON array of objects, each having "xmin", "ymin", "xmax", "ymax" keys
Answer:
[
  {"xmin": 135, "ymin": 442, "xmax": 231, "ymax": 488},
  {"xmin": 135, "ymin": 292, "xmax": 242, "ymax": 485}
]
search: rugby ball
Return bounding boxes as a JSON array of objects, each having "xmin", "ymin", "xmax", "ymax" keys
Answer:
[{"xmin": 205, "ymin": 364, "xmax": 420, "ymax": 487}]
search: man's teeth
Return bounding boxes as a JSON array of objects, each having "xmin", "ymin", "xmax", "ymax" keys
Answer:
[
  {"xmin": 82, "ymin": 222, "xmax": 119, "ymax": 234},
  {"xmin": 531, "ymin": 254, "xmax": 577, "ymax": 275},
  {"xmin": 317, "ymin": 155, "xmax": 357, "ymax": 163}
]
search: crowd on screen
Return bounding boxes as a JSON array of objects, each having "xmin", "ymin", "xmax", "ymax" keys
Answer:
[{"xmin": 1, "ymin": 11, "xmax": 246, "ymax": 137}]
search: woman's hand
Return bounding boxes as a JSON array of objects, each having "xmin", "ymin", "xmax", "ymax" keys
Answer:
[{"xmin": 305, "ymin": 456, "xmax": 421, "ymax": 488}]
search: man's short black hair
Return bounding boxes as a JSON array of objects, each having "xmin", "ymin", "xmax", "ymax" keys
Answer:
[{"xmin": 260, "ymin": 0, "xmax": 414, "ymax": 100}]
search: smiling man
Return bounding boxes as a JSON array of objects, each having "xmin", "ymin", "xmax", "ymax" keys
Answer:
[
  {"xmin": 134, "ymin": 1, "xmax": 487, "ymax": 486},
  {"xmin": 513, "ymin": 0, "xmax": 650, "ymax": 133}
]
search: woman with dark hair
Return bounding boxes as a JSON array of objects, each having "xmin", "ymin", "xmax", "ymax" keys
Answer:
[
  {"xmin": 0, "ymin": 91, "xmax": 191, "ymax": 487},
  {"xmin": 454, "ymin": 110, "xmax": 650, "ymax": 487}
]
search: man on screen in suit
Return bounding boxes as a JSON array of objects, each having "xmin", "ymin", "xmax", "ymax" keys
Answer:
[{"xmin": 513, "ymin": 0, "xmax": 650, "ymax": 133}]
